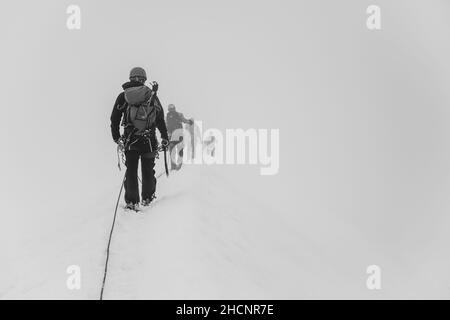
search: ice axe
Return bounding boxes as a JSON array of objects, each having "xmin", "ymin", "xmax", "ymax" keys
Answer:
[{"xmin": 164, "ymin": 148, "xmax": 169, "ymax": 177}]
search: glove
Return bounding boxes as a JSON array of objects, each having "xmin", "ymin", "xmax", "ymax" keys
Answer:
[
  {"xmin": 161, "ymin": 139, "xmax": 169, "ymax": 151},
  {"xmin": 151, "ymin": 81, "xmax": 159, "ymax": 93}
]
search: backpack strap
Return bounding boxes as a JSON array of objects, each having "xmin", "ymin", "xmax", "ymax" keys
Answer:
[
  {"xmin": 123, "ymin": 105, "xmax": 131, "ymax": 128},
  {"xmin": 144, "ymin": 104, "xmax": 154, "ymax": 129}
]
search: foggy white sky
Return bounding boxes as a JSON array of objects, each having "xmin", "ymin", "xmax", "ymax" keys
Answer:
[{"xmin": 2, "ymin": 0, "xmax": 450, "ymax": 298}]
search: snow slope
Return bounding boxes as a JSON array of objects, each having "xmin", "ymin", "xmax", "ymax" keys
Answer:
[
  {"xmin": 98, "ymin": 164, "xmax": 378, "ymax": 299},
  {"xmin": 3, "ymin": 161, "xmax": 450, "ymax": 299},
  {"xmin": 102, "ymin": 165, "xmax": 316, "ymax": 299},
  {"xmin": 0, "ymin": 163, "xmax": 358, "ymax": 299}
]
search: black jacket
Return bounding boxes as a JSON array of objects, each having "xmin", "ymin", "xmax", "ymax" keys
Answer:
[{"xmin": 110, "ymin": 81, "xmax": 169, "ymax": 149}]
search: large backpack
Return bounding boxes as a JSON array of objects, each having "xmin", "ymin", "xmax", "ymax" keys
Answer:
[{"xmin": 123, "ymin": 86, "xmax": 157, "ymax": 134}]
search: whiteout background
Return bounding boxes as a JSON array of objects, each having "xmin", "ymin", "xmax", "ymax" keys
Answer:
[{"xmin": 1, "ymin": 0, "xmax": 450, "ymax": 299}]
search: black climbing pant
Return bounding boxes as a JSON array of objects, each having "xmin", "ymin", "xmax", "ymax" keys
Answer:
[{"xmin": 124, "ymin": 150, "xmax": 156, "ymax": 204}]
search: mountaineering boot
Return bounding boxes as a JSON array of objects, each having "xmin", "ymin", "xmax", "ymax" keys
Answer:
[
  {"xmin": 141, "ymin": 194, "xmax": 156, "ymax": 206},
  {"xmin": 125, "ymin": 202, "xmax": 140, "ymax": 212}
]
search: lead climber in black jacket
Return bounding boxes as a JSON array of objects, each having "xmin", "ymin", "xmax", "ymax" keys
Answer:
[{"xmin": 110, "ymin": 67, "xmax": 169, "ymax": 210}]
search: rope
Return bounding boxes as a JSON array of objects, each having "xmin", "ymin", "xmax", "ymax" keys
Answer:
[{"xmin": 100, "ymin": 172, "xmax": 126, "ymax": 300}]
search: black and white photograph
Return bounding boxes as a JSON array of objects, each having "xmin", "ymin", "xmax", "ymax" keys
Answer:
[{"xmin": 1, "ymin": 0, "xmax": 450, "ymax": 307}]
